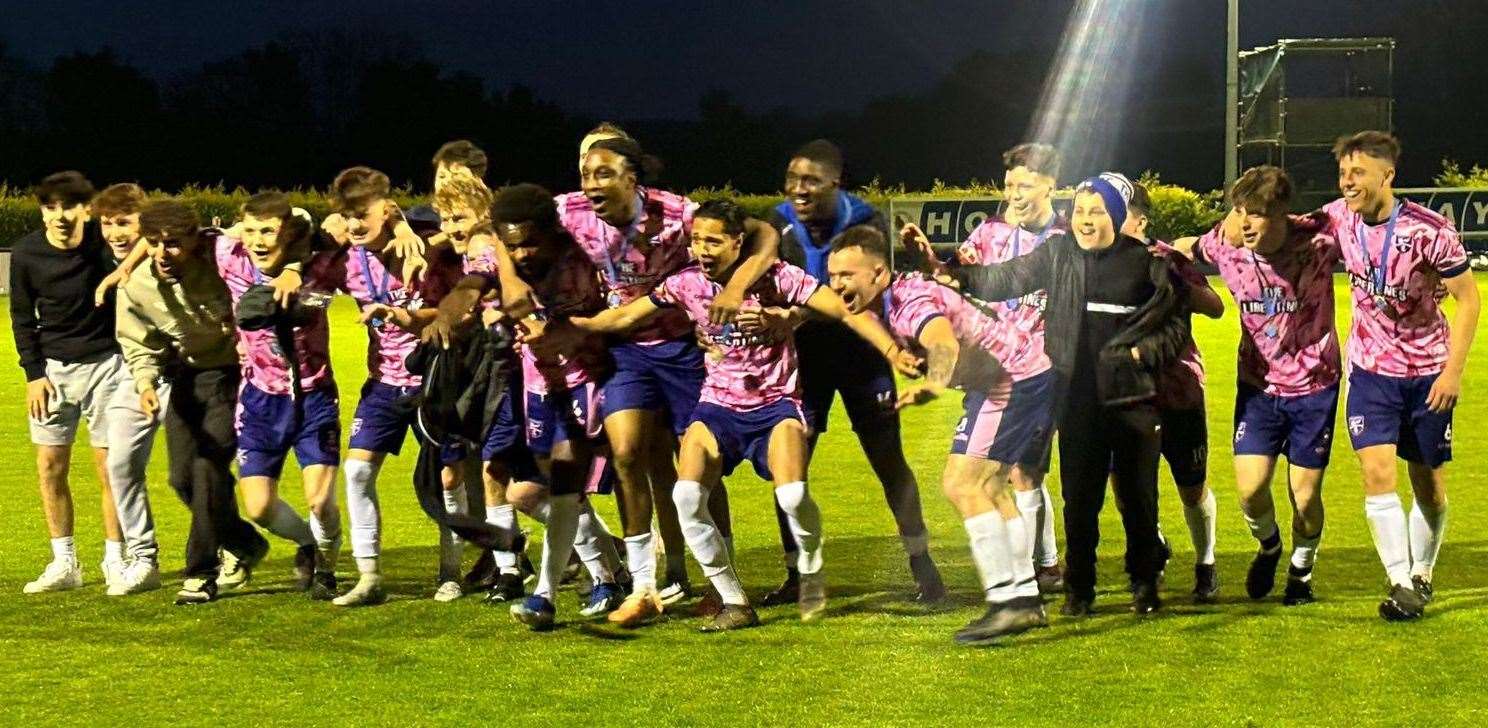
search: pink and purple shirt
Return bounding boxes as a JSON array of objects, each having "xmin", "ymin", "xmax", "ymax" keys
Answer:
[
  {"xmin": 520, "ymin": 247, "xmax": 611, "ymax": 396},
  {"xmin": 558, "ymin": 188, "xmax": 697, "ymax": 345},
  {"xmin": 318, "ymin": 244, "xmax": 460, "ymax": 387},
  {"xmin": 651, "ymin": 261, "xmax": 820, "ymax": 411},
  {"xmin": 955, "ymin": 216, "xmax": 1058, "ymax": 382},
  {"xmin": 1196, "ymin": 216, "xmax": 1342, "ymax": 397},
  {"xmin": 1318, "ymin": 198, "xmax": 1469, "ymax": 378},
  {"xmin": 1150, "ymin": 240, "xmax": 1208, "ymax": 410},
  {"xmin": 213, "ymin": 235, "xmax": 333, "ymax": 395},
  {"xmin": 877, "ymin": 272, "xmax": 1019, "ymax": 394}
]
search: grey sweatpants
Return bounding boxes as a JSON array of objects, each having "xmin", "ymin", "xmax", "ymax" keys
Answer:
[{"xmin": 105, "ymin": 371, "xmax": 169, "ymax": 563}]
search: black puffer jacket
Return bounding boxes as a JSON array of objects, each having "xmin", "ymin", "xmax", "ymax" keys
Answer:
[{"xmin": 953, "ymin": 231, "xmax": 1190, "ymax": 412}]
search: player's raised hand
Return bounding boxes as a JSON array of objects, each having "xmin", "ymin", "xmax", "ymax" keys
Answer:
[
  {"xmin": 708, "ymin": 286, "xmax": 745, "ymax": 325},
  {"xmin": 421, "ymin": 316, "xmax": 458, "ymax": 349},
  {"xmin": 268, "ymin": 268, "xmax": 302, "ymax": 307},
  {"xmin": 320, "ymin": 213, "xmax": 349, "ymax": 245},
  {"xmin": 1426, "ymin": 371, "xmax": 1461, "ymax": 413},
  {"xmin": 736, "ymin": 306, "xmax": 796, "ymax": 338},
  {"xmin": 890, "ymin": 346, "xmax": 924, "ymax": 379},
  {"xmin": 94, "ymin": 268, "xmax": 126, "ymax": 307},
  {"xmin": 900, "ymin": 222, "xmax": 947, "ymax": 276}
]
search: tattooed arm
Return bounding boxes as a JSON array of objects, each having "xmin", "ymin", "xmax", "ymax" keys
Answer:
[{"xmin": 896, "ymin": 316, "xmax": 959, "ymax": 409}]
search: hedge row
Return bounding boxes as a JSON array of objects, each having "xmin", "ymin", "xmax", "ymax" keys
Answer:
[{"xmin": 0, "ymin": 178, "xmax": 1225, "ymax": 248}]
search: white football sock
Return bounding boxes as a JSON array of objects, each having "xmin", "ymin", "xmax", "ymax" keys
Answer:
[
  {"xmin": 1037, "ymin": 484, "xmax": 1060, "ymax": 567},
  {"xmin": 438, "ymin": 487, "xmax": 468, "ymax": 579},
  {"xmin": 103, "ymin": 539, "xmax": 124, "ymax": 563},
  {"xmin": 1240, "ymin": 496, "xmax": 1280, "ymax": 550},
  {"xmin": 1184, "ymin": 488, "xmax": 1218, "ymax": 566},
  {"xmin": 1408, "ymin": 498, "xmax": 1447, "ymax": 580},
  {"xmin": 533, "ymin": 494, "xmax": 580, "ymax": 600},
  {"xmin": 1013, "ymin": 489, "xmax": 1042, "ymax": 559},
  {"xmin": 574, "ymin": 499, "xmax": 616, "ymax": 584},
  {"xmin": 310, "ymin": 511, "xmax": 341, "ymax": 571},
  {"xmin": 775, "ymin": 481, "xmax": 823, "ymax": 575},
  {"xmin": 50, "ymin": 536, "xmax": 76, "ymax": 563},
  {"xmin": 964, "ymin": 511, "xmax": 1015, "ymax": 603},
  {"xmin": 1290, "ymin": 530, "xmax": 1320, "ymax": 580},
  {"xmin": 485, "ymin": 504, "xmax": 518, "ymax": 573},
  {"xmin": 355, "ymin": 556, "xmax": 380, "ymax": 576},
  {"xmin": 1003, "ymin": 512, "xmax": 1039, "ymax": 598},
  {"xmin": 624, "ymin": 532, "xmax": 657, "ymax": 593},
  {"xmin": 265, "ymin": 499, "xmax": 315, "ymax": 546},
  {"xmin": 1364, "ymin": 493, "xmax": 1412, "ymax": 588},
  {"xmin": 343, "ymin": 459, "xmax": 382, "ymax": 559},
  {"xmin": 674, "ymin": 480, "xmax": 746, "ymax": 606}
]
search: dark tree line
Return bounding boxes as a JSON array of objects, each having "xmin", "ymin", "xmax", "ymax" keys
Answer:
[{"xmin": 2, "ymin": 3, "xmax": 1486, "ymax": 197}]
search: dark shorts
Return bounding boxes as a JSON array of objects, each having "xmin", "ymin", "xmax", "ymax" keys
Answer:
[
  {"xmin": 440, "ymin": 378, "xmax": 543, "ymax": 482},
  {"xmin": 952, "ymin": 369, "xmax": 1056, "ymax": 469},
  {"xmin": 797, "ymin": 322, "xmax": 899, "ymax": 436},
  {"xmin": 235, "ymin": 381, "xmax": 341, "ymax": 479},
  {"xmin": 1346, "ymin": 369, "xmax": 1453, "ymax": 467},
  {"xmin": 1159, "ymin": 406, "xmax": 1208, "ymax": 488},
  {"xmin": 690, "ymin": 399, "xmax": 805, "ymax": 482},
  {"xmin": 349, "ymin": 380, "xmax": 418, "ymax": 455},
  {"xmin": 602, "ymin": 338, "xmax": 705, "ymax": 436},
  {"xmin": 526, "ymin": 381, "xmax": 604, "ymax": 456},
  {"xmin": 1233, "ymin": 382, "xmax": 1339, "ymax": 470}
]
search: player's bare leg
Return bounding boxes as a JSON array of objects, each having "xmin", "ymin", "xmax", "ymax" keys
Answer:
[
  {"xmin": 91, "ymin": 446, "xmax": 125, "ymax": 589},
  {"xmin": 1405, "ymin": 462, "xmax": 1447, "ymax": 603},
  {"xmin": 605, "ymin": 408, "xmax": 663, "ymax": 610},
  {"xmin": 1358, "ymin": 444, "xmax": 1425, "ymax": 619},
  {"xmin": 334, "ymin": 449, "xmax": 389, "ymax": 606},
  {"xmin": 949, "ymin": 455, "xmax": 1045, "ymax": 645},
  {"xmin": 672, "ymin": 422, "xmax": 756, "ymax": 632},
  {"xmin": 1010, "ymin": 466, "xmax": 1061, "ymax": 594},
  {"xmin": 1279, "ymin": 463, "xmax": 1325, "ymax": 605}
]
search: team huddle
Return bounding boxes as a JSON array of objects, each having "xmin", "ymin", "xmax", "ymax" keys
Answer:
[{"xmin": 9, "ymin": 125, "xmax": 1478, "ymax": 646}]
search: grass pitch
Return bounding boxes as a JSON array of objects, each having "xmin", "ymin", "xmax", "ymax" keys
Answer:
[{"xmin": 1, "ymin": 277, "xmax": 1486, "ymax": 726}]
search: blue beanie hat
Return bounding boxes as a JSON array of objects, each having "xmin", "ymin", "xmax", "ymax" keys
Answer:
[{"xmin": 1080, "ymin": 172, "xmax": 1134, "ymax": 233}]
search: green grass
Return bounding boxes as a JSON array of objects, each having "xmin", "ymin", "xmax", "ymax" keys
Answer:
[{"xmin": 2, "ymin": 277, "xmax": 1487, "ymax": 726}]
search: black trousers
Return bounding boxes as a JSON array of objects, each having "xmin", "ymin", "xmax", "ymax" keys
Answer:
[
  {"xmin": 1057, "ymin": 397, "xmax": 1165, "ymax": 600},
  {"xmin": 164, "ymin": 366, "xmax": 267, "ymax": 578}
]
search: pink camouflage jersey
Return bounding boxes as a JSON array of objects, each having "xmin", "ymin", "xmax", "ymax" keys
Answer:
[
  {"xmin": 955, "ymin": 216, "xmax": 1058, "ymax": 382},
  {"xmin": 1195, "ymin": 216, "xmax": 1342, "ymax": 397},
  {"xmin": 520, "ymin": 246, "xmax": 611, "ymax": 396},
  {"xmin": 213, "ymin": 234, "xmax": 334, "ymax": 395},
  {"xmin": 876, "ymin": 272, "xmax": 1022, "ymax": 395},
  {"xmin": 651, "ymin": 261, "xmax": 820, "ymax": 410},
  {"xmin": 315, "ymin": 244, "xmax": 461, "ymax": 387},
  {"xmin": 557, "ymin": 188, "xmax": 698, "ymax": 346},
  {"xmin": 1149, "ymin": 240, "xmax": 1207, "ymax": 411},
  {"xmin": 1318, "ymin": 198, "xmax": 1470, "ymax": 377}
]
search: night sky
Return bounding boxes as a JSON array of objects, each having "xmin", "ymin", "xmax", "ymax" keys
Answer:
[{"xmin": 3, "ymin": 0, "xmax": 1485, "ymax": 187}]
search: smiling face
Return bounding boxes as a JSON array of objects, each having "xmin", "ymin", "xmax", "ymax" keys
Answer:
[
  {"xmin": 342, "ymin": 199, "xmax": 391, "ymax": 250},
  {"xmin": 99, "ymin": 212, "xmax": 141, "ymax": 260},
  {"xmin": 1002, "ymin": 165, "xmax": 1054, "ymax": 225},
  {"xmin": 1071, "ymin": 190, "xmax": 1116, "ymax": 249},
  {"xmin": 827, "ymin": 245, "xmax": 890, "ymax": 315},
  {"xmin": 580, "ymin": 147, "xmax": 637, "ymax": 223},
  {"xmin": 148, "ymin": 229, "xmax": 202, "ymax": 281},
  {"xmin": 690, "ymin": 216, "xmax": 744, "ymax": 280},
  {"xmin": 239, "ymin": 212, "xmax": 291, "ymax": 272},
  {"xmin": 1337, "ymin": 151, "xmax": 1395, "ymax": 218},
  {"xmin": 784, "ymin": 156, "xmax": 839, "ymax": 223},
  {"xmin": 40, "ymin": 200, "xmax": 88, "ymax": 247},
  {"xmin": 438, "ymin": 202, "xmax": 486, "ymax": 254},
  {"xmin": 497, "ymin": 221, "xmax": 562, "ymax": 280}
]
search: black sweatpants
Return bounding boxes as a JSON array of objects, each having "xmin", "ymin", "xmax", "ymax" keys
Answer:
[
  {"xmin": 164, "ymin": 366, "xmax": 267, "ymax": 579},
  {"xmin": 1057, "ymin": 398, "xmax": 1165, "ymax": 600}
]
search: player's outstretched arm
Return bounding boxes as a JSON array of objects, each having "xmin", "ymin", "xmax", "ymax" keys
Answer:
[
  {"xmin": 899, "ymin": 222, "xmax": 950, "ymax": 277},
  {"xmin": 1429, "ymin": 271, "xmax": 1480, "ymax": 412},
  {"xmin": 94, "ymin": 240, "xmax": 152, "ymax": 306},
  {"xmin": 802, "ymin": 286, "xmax": 921, "ymax": 378},
  {"xmin": 897, "ymin": 316, "xmax": 958, "ymax": 409},
  {"xmin": 711, "ymin": 218, "xmax": 781, "ymax": 324},
  {"xmin": 570, "ymin": 296, "xmax": 661, "ymax": 334},
  {"xmin": 486, "ymin": 234, "xmax": 538, "ymax": 320},
  {"xmin": 952, "ymin": 238, "xmax": 1053, "ymax": 302},
  {"xmin": 422, "ymin": 274, "xmax": 491, "ymax": 349}
]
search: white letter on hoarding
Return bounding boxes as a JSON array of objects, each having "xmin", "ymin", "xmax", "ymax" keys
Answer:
[{"xmin": 926, "ymin": 211, "xmax": 952, "ymax": 237}]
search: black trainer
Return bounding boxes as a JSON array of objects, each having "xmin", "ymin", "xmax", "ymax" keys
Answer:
[
  {"xmin": 309, "ymin": 571, "xmax": 338, "ymax": 601},
  {"xmin": 1412, "ymin": 574, "xmax": 1434, "ymax": 604},
  {"xmin": 1282, "ymin": 577, "xmax": 1315, "ymax": 606},
  {"xmin": 1246, "ymin": 546, "xmax": 1283, "ymax": 599},
  {"xmin": 1379, "ymin": 583, "xmax": 1427, "ymax": 621},
  {"xmin": 1193, "ymin": 563, "xmax": 1220, "ymax": 604},
  {"xmin": 484, "ymin": 572, "xmax": 525, "ymax": 603},
  {"xmin": 699, "ymin": 603, "xmax": 760, "ymax": 632},
  {"xmin": 1132, "ymin": 580, "xmax": 1162, "ymax": 615},
  {"xmin": 463, "ymin": 550, "xmax": 500, "ymax": 591},
  {"xmin": 761, "ymin": 568, "xmax": 800, "ymax": 606},
  {"xmin": 294, "ymin": 544, "xmax": 316, "ymax": 591},
  {"xmin": 1060, "ymin": 593, "xmax": 1094, "ymax": 617},
  {"xmin": 910, "ymin": 553, "xmax": 947, "ymax": 603},
  {"xmin": 954, "ymin": 596, "xmax": 1047, "ymax": 646}
]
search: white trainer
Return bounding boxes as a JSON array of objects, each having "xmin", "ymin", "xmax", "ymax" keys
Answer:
[
  {"xmin": 101, "ymin": 559, "xmax": 126, "ymax": 592},
  {"xmin": 24, "ymin": 559, "xmax": 83, "ymax": 594},
  {"xmin": 433, "ymin": 580, "xmax": 463, "ymax": 603},
  {"xmin": 332, "ymin": 574, "xmax": 387, "ymax": 607},
  {"xmin": 108, "ymin": 560, "xmax": 163, "ymax": 596},
  {"xmin": 217, "ymin": 549, "xmax": 250, "ymax": 591}
]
